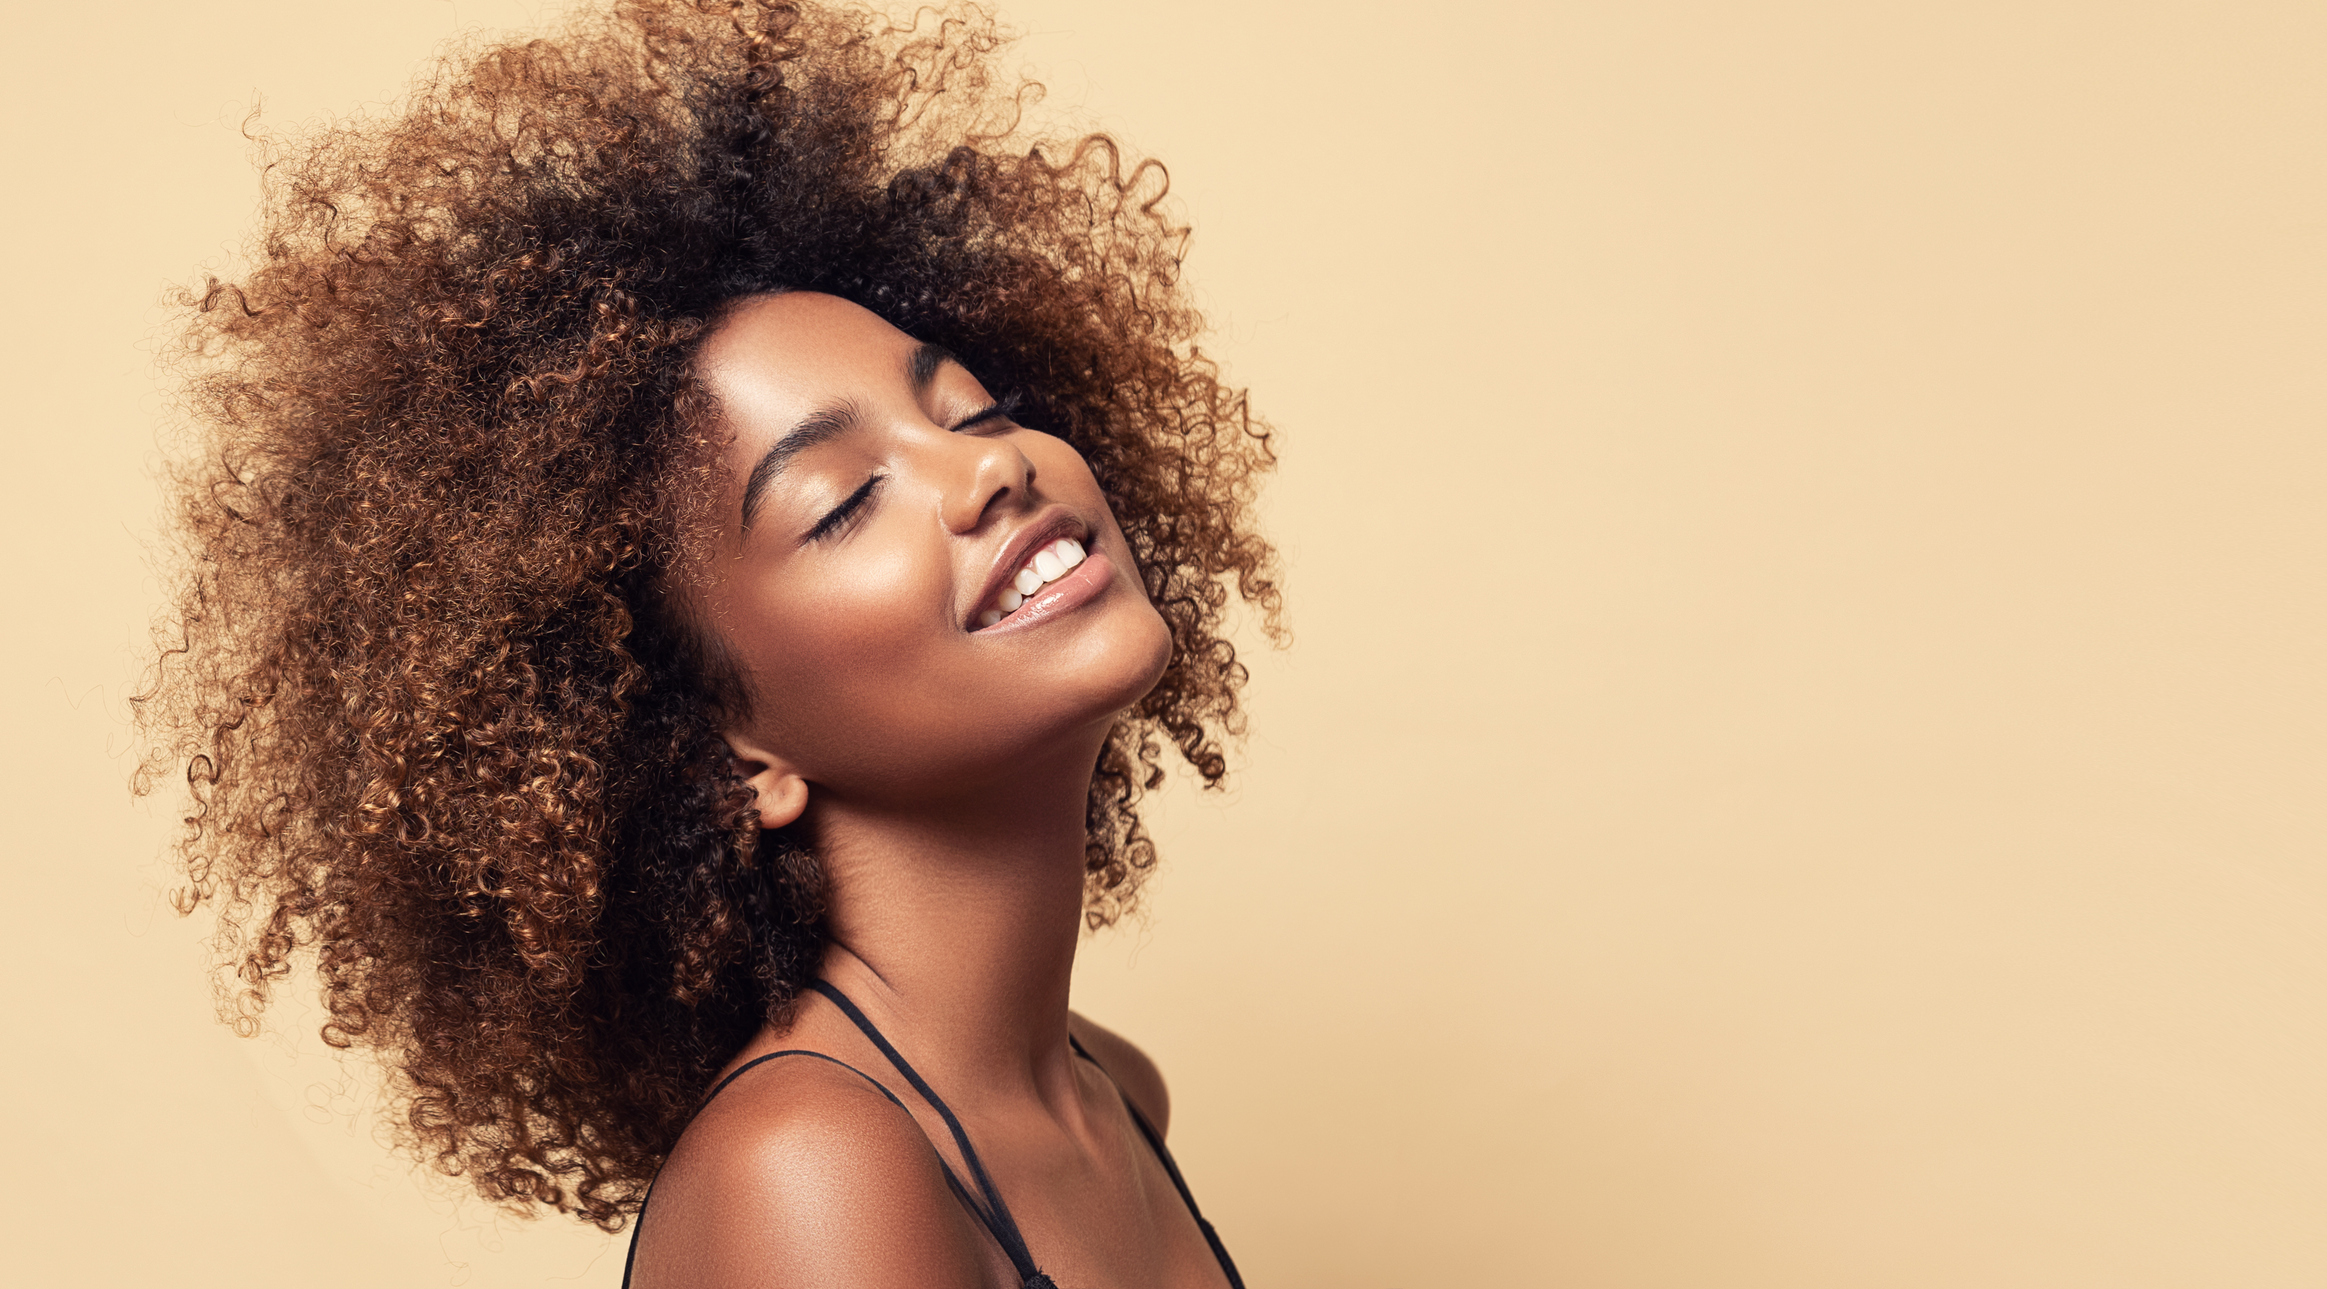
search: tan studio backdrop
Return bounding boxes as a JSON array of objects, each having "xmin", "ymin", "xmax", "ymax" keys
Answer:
[{"xmin": 3, "ymin": 1, "xmax": 2322, "ymax": 1285}]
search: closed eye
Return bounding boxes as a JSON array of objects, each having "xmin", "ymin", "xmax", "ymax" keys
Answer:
[
  {"xmin": 805, "ymin": 474, "xmax": 882, "ymax": 543},
  {"xmin": 948, "ymin": 389, "xmax": 1024, "ymax": 434}
]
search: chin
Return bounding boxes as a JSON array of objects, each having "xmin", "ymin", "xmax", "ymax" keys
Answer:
[
  {"xmin": 1079, "ymin": 585, "xmax": 1175, "ymax": 706},
  {"xmin": 1028, "ymin": 600, "xmax": 1175, "ymax": 757},
  {"xmin": 1121, "ymin": 604, "xmax": 1176, "ymax": 708}
]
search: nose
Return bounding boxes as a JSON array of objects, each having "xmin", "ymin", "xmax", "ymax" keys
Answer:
[{"xmin": 938, "ymin": 428, "xmax": 1035, "ymax": 535}]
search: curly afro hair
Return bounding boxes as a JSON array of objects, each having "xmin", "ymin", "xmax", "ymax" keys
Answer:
[{"xmin": 136, "ymin": 0, "xmax": 1278, "ymax": 1229}]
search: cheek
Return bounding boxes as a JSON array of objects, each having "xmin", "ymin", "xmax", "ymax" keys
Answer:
[
  {"xmin": 727, "ymin": 542, "xmax": 948, "ymax": 750},
  {"xmin": 1026, "ymin": 432, "xmax": 1102, "ymax": 498}
]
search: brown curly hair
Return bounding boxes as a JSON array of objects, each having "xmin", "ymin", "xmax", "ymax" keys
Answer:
[{"xmin": 136, "ymin": 0, "xmax": 1278, "ymax": 1231}]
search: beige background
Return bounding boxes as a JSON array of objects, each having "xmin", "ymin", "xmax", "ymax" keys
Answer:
[{"xmin": 3, "ymin": 1, "xmax": 2322, "ymax": 1285}]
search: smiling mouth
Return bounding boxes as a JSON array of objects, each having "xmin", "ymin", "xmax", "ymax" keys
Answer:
[{"xmin": 975, "ymin": 536, "xmax": 1089, "ymax": 629}]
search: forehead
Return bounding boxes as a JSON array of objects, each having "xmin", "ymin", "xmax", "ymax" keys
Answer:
[{"xmin": 697, "ymin": 292, "xmax": 918, "ymax": 429}]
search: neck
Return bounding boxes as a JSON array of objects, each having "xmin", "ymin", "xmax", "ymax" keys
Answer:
[{"xmin": 805, "ymin": 737, "xmax": 1100, "ymax": 1106}]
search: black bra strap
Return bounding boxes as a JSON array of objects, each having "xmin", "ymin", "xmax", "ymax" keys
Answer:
[
  {"xmin": 621, "ymin": 1048, "xmax": 989, "ymax": 1289},
  {"xmin": 810, "ymin": 980, "xmax": 1054, "ymax": 1288},
  {"xmin": 1067, "ymin": 1036, "xmax": 1248, "ymax": 1289},
  {"xmin": 625, "ymin": 1002, "xmax": 1238, "ymax": 1289}
]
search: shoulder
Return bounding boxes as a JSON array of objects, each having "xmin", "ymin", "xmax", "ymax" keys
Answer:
[
  {"xmin": 1067, "ymin": 1011, "xmax": 1172, "ymax": 1137},
  {"xmin": 626, "ymin": 1053, "xmax": 988, "ymax": 1289}
]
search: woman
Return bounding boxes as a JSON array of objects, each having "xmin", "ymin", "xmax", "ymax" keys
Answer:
[{"xmin": 138, "ymin": 2, "xmax": 1278, "ymax": 1285}]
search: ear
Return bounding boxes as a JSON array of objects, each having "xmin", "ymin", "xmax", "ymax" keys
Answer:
[{"xmin": 721, "ymin": 729, "xmax": 810, "ymax": 831}]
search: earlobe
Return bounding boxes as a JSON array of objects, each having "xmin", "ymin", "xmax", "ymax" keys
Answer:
[
  {"xmin": 745, "ymin": 767, "xmax": 809, "ymax": 831},
  {"xmin": 724, "ymin": 734, "xmax": 810, "ymax": 831}
]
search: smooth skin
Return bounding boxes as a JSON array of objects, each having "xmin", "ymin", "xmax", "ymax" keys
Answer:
[{"xmin": 627, "ymin": 293, "xmax": 1232, "ymax": 1289}]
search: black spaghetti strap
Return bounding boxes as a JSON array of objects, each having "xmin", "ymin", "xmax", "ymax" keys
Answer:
[
  {"xmin": 618, "ymin": 1048, "xmax": 989, "ymax": 1289},
  {"xmin": 623, "ymin": 1001, "xmax": 1241, "ymax": 1289},
  {"xmin": 1067, "ymin": 1035, "xmax": 1249, "ymax": 1289},
  {"xmin": 809, "ymin": 980, "xmax": 1057, "ymax": 1289}
]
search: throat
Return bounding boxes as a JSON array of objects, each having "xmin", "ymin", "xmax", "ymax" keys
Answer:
[{"xmin": 808, "ymin": 790, "xmax": 1095, "ymax": 1098}]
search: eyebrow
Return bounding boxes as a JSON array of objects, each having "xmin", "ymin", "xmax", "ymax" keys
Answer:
[
  {"xmin": 909, "ymin": 341, "xmax": 957, "ymax": 395},
  {"xmin": 736, "ymin": 342, "xmax": 963, "ymax": 534},
  {"xmin": 740, "ymin": 400, "xmax": 859, "ymax": 534},
  {"xmin": 730, "ymin": 342, "xmax": 958, "ymax": 532}
]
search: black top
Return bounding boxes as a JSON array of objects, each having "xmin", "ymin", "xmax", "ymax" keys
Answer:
[{"xmin": 620, "ymin": 979, "xmax": 1246, "ymax": 1289}]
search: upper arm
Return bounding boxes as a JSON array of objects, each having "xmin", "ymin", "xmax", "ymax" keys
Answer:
[
  {"xmin": 626, "ymin": 1060, "xmax": 988, "ymax": 1289},
  {"xmin": 1068, "ymin": 1012, "xmax": 1172, "ymax": 1137}
]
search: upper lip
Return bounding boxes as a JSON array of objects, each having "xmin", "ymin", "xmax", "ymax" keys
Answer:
[{"xmin": 967, "ymin": 505, "xmax": 1090, "ymax": 629}]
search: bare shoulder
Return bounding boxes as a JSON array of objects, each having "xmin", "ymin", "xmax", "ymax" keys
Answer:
[
  {"xmin": 1067, "ymin": 1011, "xmax": 1172, "ymax": 1136},
  {"xmin": 626, "ymin": 1054, "xmax": 987, "ymax": 1289}
]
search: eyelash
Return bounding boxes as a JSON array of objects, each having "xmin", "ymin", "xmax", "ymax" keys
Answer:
[
  {"xmin": 806, "ymin": 391, "xmax": 1025, "ymax": 542},
  {"xmin": 950, "ymin": 388, "xmax": 1024, "ymax": 433},
  {"xmin": 806, "ymin": 474, "xmax": 882, "ymax": 543}
]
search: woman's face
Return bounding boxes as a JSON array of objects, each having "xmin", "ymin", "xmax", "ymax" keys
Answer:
[{"xmin": 691, "ymin": 292, "xmax": 1173, "ymax": 815}]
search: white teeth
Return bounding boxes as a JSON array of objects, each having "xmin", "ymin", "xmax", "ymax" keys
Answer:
[{"xmin": 980, "ymin": 535, "xmax": 1093, "ymax": 628}]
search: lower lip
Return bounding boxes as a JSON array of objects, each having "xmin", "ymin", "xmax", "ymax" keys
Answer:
[{"xmin": 977, "ymin": 548, "xmax": 1114, "ymax": 636}]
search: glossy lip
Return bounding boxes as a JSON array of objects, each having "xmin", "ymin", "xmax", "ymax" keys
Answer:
[
  {"xmin": 965, "ymin": 505, "xmax": 1091, "ymax": 631},
  {"xmin": 976, "ymin": 547, "xmax": 1113, "ymax": 636}
]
